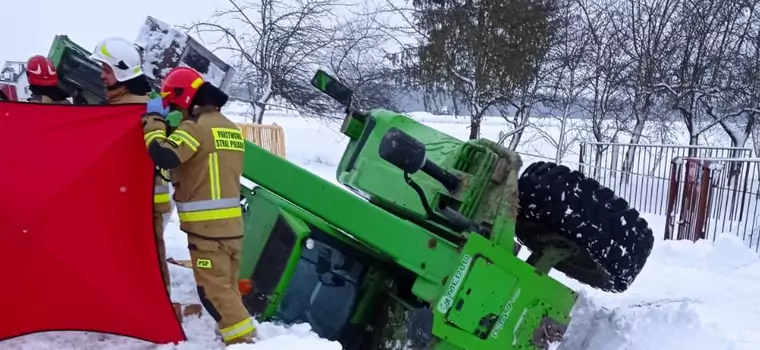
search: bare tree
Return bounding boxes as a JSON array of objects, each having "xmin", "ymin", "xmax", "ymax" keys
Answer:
[
  {"xmin": 575, "ymin": 0, "xmax": 630, "ymax": 180},
  {"xmin": 187, "ymin": 0, "xmax": 344, "ymax": 123},
  {"xmin": 609, "ymin": 0, "xmax": 681, "ymax": 174},
  {"xmin": 495, "ymin": 83, "xmax": 541, "ymax": 151},
  {"xmin": 537, "ymin": 0, "xmax": 589, "ymax": 163},
  {"xmin": 325, "ymin": 11, "xmax": 403, "ymax": 111},
  {"xmin": 654, "ymin": 0, "xmax": 752, "ymax": 153},
  {"xmin": 495, "ymin": 39, "xmax": 559, "ymax": 151},
  {"xmin": 747, "ymin": 17, "xmax": 760, "ymax": 157},
  {"xmin": 709, "ymin": 3, "xmax": 760, "ymax": 152},
  {"xmin": 530, "ymin": 107, "xmax": 586, "ymax": 163}
]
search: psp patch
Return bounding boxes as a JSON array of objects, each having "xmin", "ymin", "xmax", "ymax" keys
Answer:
[{"xmin": 196, "ymin": 259, "xmax": 212, "ymax": 269}]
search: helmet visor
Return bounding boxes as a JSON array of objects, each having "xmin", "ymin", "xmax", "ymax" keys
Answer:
[
  {"xmin": 160, "ymin": 91, "xmax": 172, "ymax": 108},
  {"xmin": 161, "ymin": 87, "xmax": 187, "ymax": 109}
]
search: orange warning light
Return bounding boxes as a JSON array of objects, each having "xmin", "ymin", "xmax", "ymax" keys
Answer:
[{"xmin": 238, "ymin": 279, "xmax": 254, "ymax": 295}]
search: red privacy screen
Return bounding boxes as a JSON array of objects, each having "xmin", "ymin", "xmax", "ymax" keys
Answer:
[{"xmin": 0, "ymin": 101, "xmax": 185, "ymax": 344}]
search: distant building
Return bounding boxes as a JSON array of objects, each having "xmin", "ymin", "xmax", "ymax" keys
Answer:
[{"xmin": 0, "ymin": 61, "xmax": 30, "ymax": 101}]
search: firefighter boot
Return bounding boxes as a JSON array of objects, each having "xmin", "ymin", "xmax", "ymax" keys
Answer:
[{"xmin": 224, "ymin": 330, "xmax": 256, "ymax": 346}]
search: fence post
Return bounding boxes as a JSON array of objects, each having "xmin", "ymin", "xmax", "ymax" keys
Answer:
[
  {"xmin": 693, "ymin": 161, "xmax": 712, "ymax": 241},
  {"xmin": 675, "ymin": 158, "xmax": 713, "ymax": 242},
  {"xmin": 610, "ymin": 143, "xmax": 620, "ymax": 182},
  {"xmin": 677, "ymin": 159, "xmax": 698, "ymax": 240},
  {"xmin": 697, "ymin": 161, "xmax": 713, "ymax": 239},
  {"xmin": 578, "ymin": 142, "xmax": 586, "ymax": 173},
  {"xmin": 664, "ymin": 158, "xmax": 682, "ymax": 240}
]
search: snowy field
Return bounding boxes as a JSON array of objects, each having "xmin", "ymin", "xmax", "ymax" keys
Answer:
[{"xmin": 3, "ymin": 102, "xmax": 760, "ymax": 349}]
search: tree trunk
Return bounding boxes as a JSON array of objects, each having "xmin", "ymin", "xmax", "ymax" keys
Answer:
[
  {"xmin": 621, "ymin": 117, "xmax": 647, "ymax": 184},
  {"xmin": 469, "ymin": 115, "xmax": 481, "ymax": 140},
  {"xmin": 253, "ymin": 102, "xmax": 266, "ymax": 124},
  {"xmin": 469, "ymin": 105, "xmax": 486, "ymax": 140},
  {"xmin": 507, "ymin": 129, "xmax": 524, "ymax": 150}
]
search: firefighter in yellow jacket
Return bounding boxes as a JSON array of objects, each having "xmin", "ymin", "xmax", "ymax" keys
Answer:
[
  {"xmin": 141, "ymin": 66, "xmax": 255, "ymax": 345},
  {"xmin": 90, "ymin": 37, "xmax": 174, "ymax": 296}
]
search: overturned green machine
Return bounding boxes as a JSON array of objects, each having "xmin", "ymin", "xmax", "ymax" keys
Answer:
[{"xmin": 237, "ymin": 71, "xmax": 655, "ymax": 349}]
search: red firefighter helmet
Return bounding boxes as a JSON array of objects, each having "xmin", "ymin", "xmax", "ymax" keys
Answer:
[
  {"xmin": 26, "ymin": 55, "xmax": 58, "ymax": 87},
  {"xmin": 160, "ymin": 67, "xmax": 204, "ymax": 109}
]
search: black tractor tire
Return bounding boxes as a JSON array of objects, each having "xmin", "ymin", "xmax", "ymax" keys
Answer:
[{"xmin": 516, "ymin": 161, "xmax": 654, "ymax": 293}]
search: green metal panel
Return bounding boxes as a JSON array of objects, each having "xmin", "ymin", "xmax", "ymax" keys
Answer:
[
  {"xmin": 248, "ymin": 187, "xmax": 385, "ymax": 257},
  {"xmin": 260, "ymin": 209, "xmax": 311, "ymax": 317},
  {"xmin": 239, "ymin": 187, "xmax": 281, "ymax": 280},
  {"xmin": 336, "ymin": 110, "xmax": 464, "ymax": 223},
  {"xmin": 444, "ymin": 258, "xmax": 518, "ymax": 334},
  {"xmin": 430, "ymin": 234, "xmax": 577, "ymax": 350},
  {"xmin": 47, "ymin": 35, "xmax": 93, "ymax": 67}
]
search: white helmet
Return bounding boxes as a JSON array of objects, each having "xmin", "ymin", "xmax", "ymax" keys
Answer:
[{"xmin": 90, "ymin": 37, "xmax": 144, "ymax": 82}]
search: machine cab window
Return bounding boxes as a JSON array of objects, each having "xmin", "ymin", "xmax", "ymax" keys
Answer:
[{"xmin": 275, "ymin": 239, "xmax": 364, "ymax": 340}]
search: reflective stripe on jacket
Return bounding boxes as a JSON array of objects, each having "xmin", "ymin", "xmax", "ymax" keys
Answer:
[
  {"xmin": 154, "ymin": 170, "xmax": 171, "ymax": 204},
  {"xmin": 154, "ymin": 108, "xmax": 244, "ymax": 238}
]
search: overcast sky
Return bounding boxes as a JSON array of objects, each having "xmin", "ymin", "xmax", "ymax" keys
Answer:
[
  {"xmin": 0, "ymin": 0, "xmax": 229, "ymax": 64},
  {"xmin": 0, "ymin": 0, "xmax": 411, "ymax": 75}
]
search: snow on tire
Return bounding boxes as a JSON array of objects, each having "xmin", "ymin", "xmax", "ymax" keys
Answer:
[{"xmin": 516, "ymin": 161, "xmax": 654, "ymax": 293}]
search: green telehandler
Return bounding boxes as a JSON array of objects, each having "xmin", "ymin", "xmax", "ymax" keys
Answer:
[{"xmin": 235, "ymin": 70, "xmax": 655, "ymax": 349}]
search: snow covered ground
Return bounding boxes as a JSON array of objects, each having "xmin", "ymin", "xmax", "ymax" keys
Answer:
[{"xmin": 3, "ymin": 103, "xmax": 760, "ymax": 349}]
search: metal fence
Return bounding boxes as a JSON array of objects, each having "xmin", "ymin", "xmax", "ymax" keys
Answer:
[
  {"xmin": 664, "ymin": 157, "xmax": 760, "ymax": 252},
  {"xmin": 577, "ymin": 142, "xmax": 753, "ymax": 215}
]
